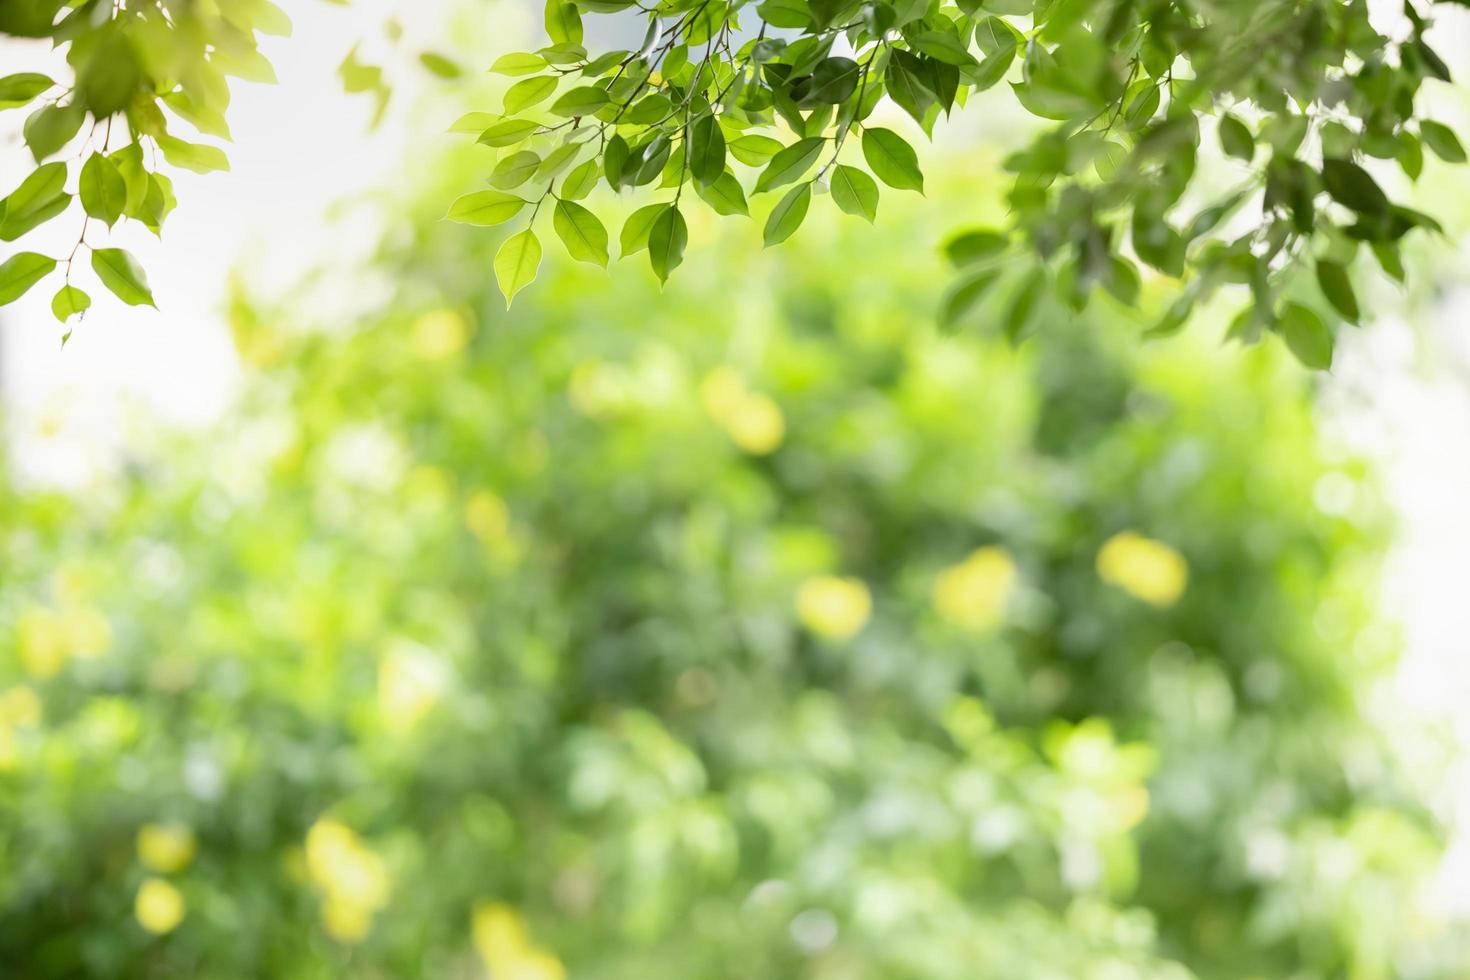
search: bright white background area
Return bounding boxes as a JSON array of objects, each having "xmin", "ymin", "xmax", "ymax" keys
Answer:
[{"xmin": 3, "ymin": 0, "xmax": 1470, "ymax": 919}]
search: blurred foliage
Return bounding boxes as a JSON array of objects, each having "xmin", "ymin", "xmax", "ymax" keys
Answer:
[{"xmin": 1, "ymin": 151, "xmax": 1468, "ymax": 978}]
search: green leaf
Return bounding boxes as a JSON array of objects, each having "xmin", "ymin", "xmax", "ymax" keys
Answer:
[
  {"xmin": 647, "ymin": 204, "xmax": 688, "ymax": 282},
  {"xmin": 504, "ymin": 75, "xmax": 557, "ymax": 112},
  {"xmin": 23, "ymin": 102, "xmax": 83, "ymax": 161},
  {"xmin": 755, "ymin": 137, "xmax": 824, "ymax": 192},
  {"xmin": 80, "ymin": 152, "xmax": 127, "ymax": 227},
  {"xmin": 862, "ymin": 128, "xmax": 923, "ymax": 192},
  {"xmin": 696, "ymin": 171, "xmax": 749, "ymax": 216},
  {"xmin": 1004, "ymin": 269, "xmax": 1044, "ymax": 343},
  {"xmin": 491, "ymin": 53, "xmax": 547, "ymax": 76},
  {"xmin": 1315, "ymin": 259, "xmax": 1359, "ymax": 323},
  {"xmin": 549, "ymin": 86, "xmax": 608, "ymax": 117},
  {"xmin": 91, "ymin": 248, "xmax": 156, "ymax": 307},
  {"xmin": 620, "ymin": 203, "xmax": 665, "ymax": 257},
  {"xmin": 479, "ymin": 119, "xmax": 541, "ymax": 147},
  {"xmin": 688, "ymin": 115, "xmax": 727, "ymax": 188},
  {"xmin": 829, "ymin": 164, "xmax": 878, "ymax": 222},
  {"xmin": 491, "ymin": 151, "xmax": 542, "ymax": 189},
  {"xmin": 1278, "ymin": 301, "xmax": 1333, "ymax": 369},
  {"xmin": 1218, "ymin": 114, "xmax": 1254, "ymax": 162},
  {"xmin": 0, "ymin": 72, "xmax": 53, "ymax": 110},
  {"xmin": 729, "ymin": 135, "xmax": 784, "ymax": 166},
  {"xmin": 910, "ymin": 32, "xmax": 976, "ymax": 67},
  {"xmin": 553, "ymin": 198, "xmax": 609, "ymax": 266},
  {"xmin": 945, "ymin": 229, "xmax": 1007, "ymax": 266},
  {"xmin": 157, "ymin": 135, "xmax": 230, "ymax": 174},
  {"xmin": 0, "ymin": 162, "xmax": 70, "ymax": 241},
  {"xmin": 419, "ymin": 52, "xmax": 462, "ymax": 79},
  {"xmin": 495, "ymin": 229, "xmax": 542, "ymax": 307},
  {"xmin": 1321, "ymin": 158, "xmax": 1388, "ymax": 216},
  {"xmin": 446, "ymin": 190, "xmax": 526, "ymax": 226},
  {"xmin": 807, "ymin": 57, "xmax": 861, "ymax": 103},
  {"xmin": 51, "ymin": 284, "xmax": 90, "ymax": 322},
  {"xmin": 544, "ymin": 0, "xmax": 584, "ymax": 45},
  {"xmin": 1420, "ymin": 120, "xmax": 1467, "ymax": 163},
  {"xmin": 763, "ymin": 183, "xmax": 811, "ymax": 246},
  {"xmin": 561, "ymin": 158, "xmax": 600, "ymax": 200},
  {"xmin": 941, "ymin": 269, "xmax": 1001, "ymax": 328},
  {"xmin": 0, "ymin": 251, "xmax": 55, "ymax": 305}
]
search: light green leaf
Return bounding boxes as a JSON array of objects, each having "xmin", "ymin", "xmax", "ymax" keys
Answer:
[
  {"xmin": 479, "ymin": 119, "xmax": 541, "ymax": 147},
  {"xmin": 550, "ymin": 86, "xmax": 608, "ymax": 117},
  {"xmin": 561, "ymin": 159, "xmax": 600, "ymax": 200},
  {"xmin": 446, "ymin": 190, "xmax": 526, "ymax": 226},
  {"xmin": 80, "ymin": 152, "xmax": 127, "ymax": 227},
  {"xmin": 419, "ymin": 52, "xmax": 462, "ymax": 79},
  {"xmin": 729, "ymin": 135, "xmax": 783, "ymax": 166},
  {"xmin": 620, "ymin": 203, "xmax": 666, "ymax": 257},
  {"xmin": 862, "ymin": 128, "xmax": 923, "ymax": 192},
  {"xmin": 553, "ymin": 198, "xmax": 609, "ymax": 266},
  {"xmin": 157, "ymin": 135, "xmax": 230, "ymax": 174},
  {"xmin": 0, "ymin": 162, "xmax": 70, "ymax": 241},
  {"xmin": 763, "ymin": 183, "xmax": 811, "ymax": 246},
  {"xmin": 448, "ymin": 111, "xmax": 499, "ymax": 134},
  {"xmin": 829, "ymin": 164, "xmax": 878, "ymax": 222},
  {"xmin": 91, "ymin": 248, "xmax": 156, "ymax": 307},
  {"xmin": 491, "ymin": 151, "xmax": 542, "ymax": 189},
  {"xmin": 491, "ymin": 53, "xmax": 547, "ymax": 76},
  {"xmin": 51, "ymin": 284, "xmax": 90, "ymax": 322},
  {"xmin": 0, "ymin": 251, "xmax": 55, "ymax": 305},
  {"xmin": 495, "ymin": 229, "xmax": 542, "ymax": 307},
  {"xmin": 504, "ymin": 75, "xmax": 557, "ymax": 113},
  {"xmin": 0, "ymin": 72, "xmax": 54, "ymax": 110},
  {"xmin": 544, "ymin": 0, "xmax": 584, "ymax": 45}
]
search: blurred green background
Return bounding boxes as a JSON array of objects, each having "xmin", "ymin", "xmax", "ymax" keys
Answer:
[{"xmin": 3, "ymin": 112, "xmax": 1469, "ymax": 979}]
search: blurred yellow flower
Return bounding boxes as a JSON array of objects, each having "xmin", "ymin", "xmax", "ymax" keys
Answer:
[
  {"xmin": 0, "ymin": 686, "xmax": 41, "ymax": 728},
  {"xmin": 472, "ymin": 902, "xmax": 565, "ymax": 980},
  {"xmin": 410, "ymin": 309, "xmax": 470, "ymax": 359},
  {"xmin": 137, "ymin": 823, "xmax": 197, "ymax": 873},
  {"xmin": 568, "ymin": 360, "xmax": 628, "ymax": 417},
  {"xmin": 1096, "ymin": 531, "xmax": 1189, "ymax": 607},
  {"xmin": 699, "ymin": 367, "xmax": 785, "ymax": 455},
  {"xmin": 17, "ymin": 607, "xmax": 67, "ymax": 679},
  {"xmin": 698, "ymin": 366, "xmax": 747, "ymax": 420},
  {"xmin": 377, "ymin": 644, "xmax": 445, "ymax": 733},
  {"xmin": 723, "ymin": 393, "xmax": 785, "ymax": 455},
  {"xmin": 796, "ymin": 576, "xmax": 871, "ymax": 640},
  {"xmin": 135, "ymin": 878, "xmax": 186, "ymax": 935},
  {"xmin": 16, "ymin": 605, "xmax": 112, "ymax": 678},
  {"xmin": 932, "ymin": 546, "xmax": 1017, "ymax": 631},
  {"xmin": 465, "ymin": 490, "xmax": 510, "ymax": 543},
  {"xmin": 305, "ymin": 818, "xmax": 390, "ymax": 942}
]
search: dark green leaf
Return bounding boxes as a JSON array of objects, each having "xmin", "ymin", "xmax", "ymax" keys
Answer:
[
  {"xmin": 755, "ymin": 137, "xmax": 824, "ymax": 192},
  {"xmin": 1278, "ymin": 301, "xmax": 1333, "ymax": 369},
  {"xmin": 1315, "ymin": 259, "xmax": 1359, "ymax": 323},
  {"xmin": 647, "ymin": 204, "xmax": 688, "ymax": 282}
]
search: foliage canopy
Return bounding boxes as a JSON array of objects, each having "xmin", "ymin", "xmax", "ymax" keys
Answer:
[
  {"xmin": 1, "ymin": 0, "xmax": 1468, "ymax": 363},
  {"xmin": 0, "ymin": 152, "xmax": 1463, "ymax": 976}
]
